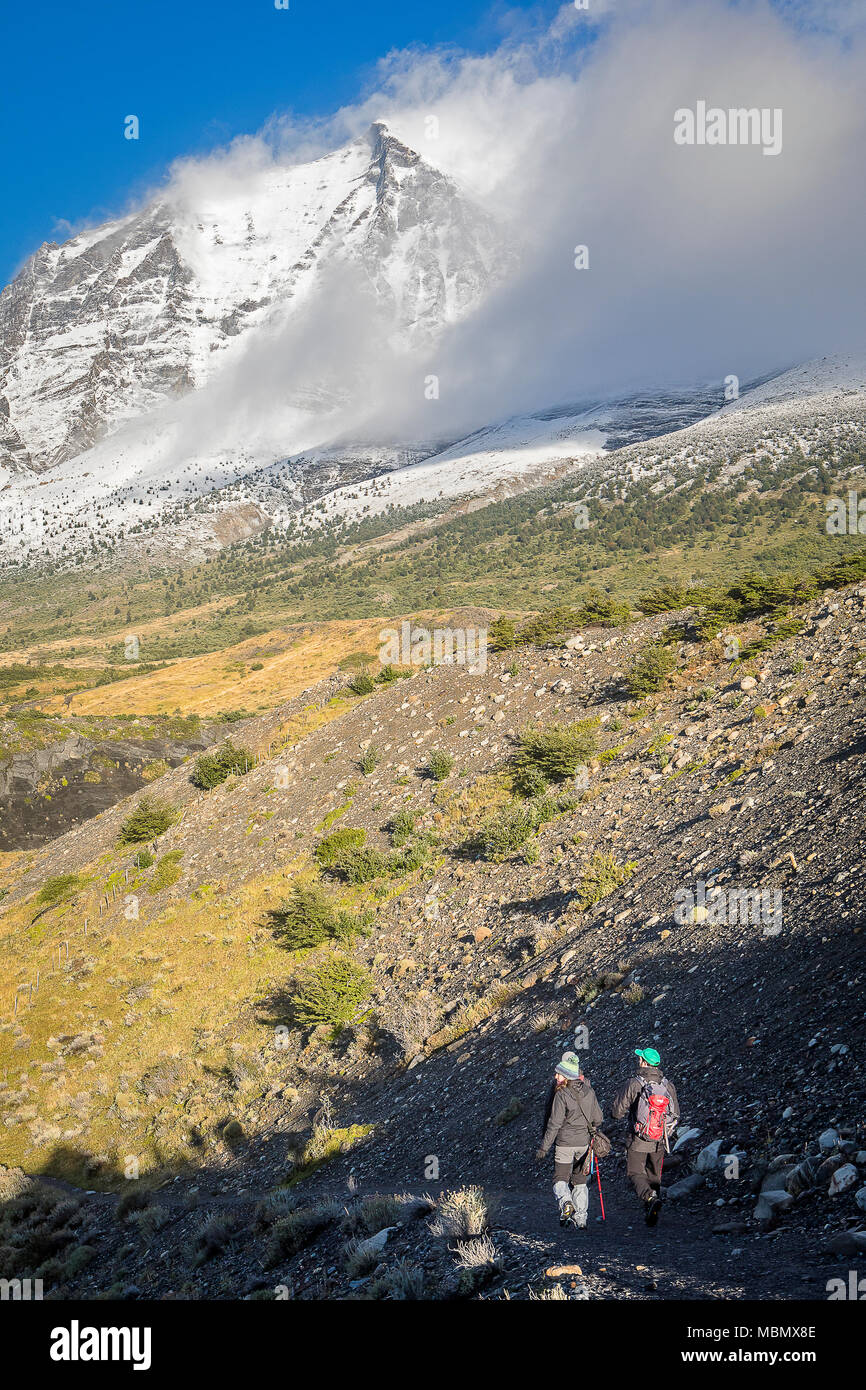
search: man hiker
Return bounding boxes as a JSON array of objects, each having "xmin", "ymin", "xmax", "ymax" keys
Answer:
[
  {"xmin": 535, "ymin": 1052, "xmax": 604, "ymax": 1229},
  {"xmin": 611, "ymin": 1046, "xmax": 679, "ymax": 1226}
]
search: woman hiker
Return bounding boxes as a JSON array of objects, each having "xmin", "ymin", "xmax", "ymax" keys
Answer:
[{"xmin": 535, "ymin": 1052, "xmax": 605, "ymax": 1229}]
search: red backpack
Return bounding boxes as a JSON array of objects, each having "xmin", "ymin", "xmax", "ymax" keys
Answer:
[{"xmin": 634, "ymin": 1080, "xmax": 671, "ymax": 1142}]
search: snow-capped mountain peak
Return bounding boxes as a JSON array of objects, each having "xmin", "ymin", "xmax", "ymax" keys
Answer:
[{"xmin": 0, "ymin": 123, "xmax": 503, "ymax": 482}]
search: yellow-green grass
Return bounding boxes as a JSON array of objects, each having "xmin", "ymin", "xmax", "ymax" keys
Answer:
[{"xmin": 0, "ymin": 856, "xmax": 328, "ymax": 1187}]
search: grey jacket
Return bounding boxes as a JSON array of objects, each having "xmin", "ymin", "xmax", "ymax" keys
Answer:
[
  {"xmin": 611, "ymin": 1065, "xmax": 680, "ymax": 1152},
  {"xmin": 540, "ymin": 1078, "xmax": 603, "ymax": 1156}
]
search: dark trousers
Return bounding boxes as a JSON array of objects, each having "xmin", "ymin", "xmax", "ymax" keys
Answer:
[
  {"xmin": 627, "ymin": 1143, "xmax": 664, "ymax": 1202},
  {"xmin": 553, "ymin": 1147, "xmax": 590, "ymax": 1187}
]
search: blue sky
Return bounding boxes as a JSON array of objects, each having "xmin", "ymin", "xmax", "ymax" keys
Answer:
[{"xmin": 0, "ymin": 0, "xmax": 566, "ymax": 285}]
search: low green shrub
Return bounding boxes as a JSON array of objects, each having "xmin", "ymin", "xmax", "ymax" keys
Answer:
[
  {"xmin": 488, "ymin": 615, "xmax": 517, "ymax": 650},
  {"xmin": 425, "ymin": 750, "xmax": 454, "ymax": 781},
  {"xmin": 148, "ymin": 850, "xmax": 184, "ymax": 895},
  {"xmin": 388, "ymin": 808, "xmax": 418, "ymax": 847},
  {"xmin": 348, "ymin": 671, "xmax": 375, "ymax": 696},
  {"xmin": 36, "ymin": 874, "xmax": 83, "ymax": 907},
  {"xmin": 574, "ymin": 851, "xmax": 636, "ymax": 909},
  {"xmin": 624, "ymin": 643, "xmax": 676, "ymax": 698},
  {"xmin": 463, "ymin": 791, "xmax": 577, "ymax": 861},
  {"xmin": 267, "ymin": 882, "xmax": 369, "ymax": 951},
  {"xmin": 191, "ymin": 741, "xmax": 253, "ymax": 790},
  {"xmin": 359, "ymin": 746, "xmax": 379, "ymax": 775},
  {"xmin": 314, "ymin": 827, "xmax": 367, "ymax": 868},
  {"xmin": 118, "ymin": 796, "xmax": 178, "ymax": 844},
  {"xmin": 513, "ymin": 719, "xmax": 598, "ymax": 782},
  {"xmin": 290, "ymin": 956, "xmax": 372, "ymax": 1028}
]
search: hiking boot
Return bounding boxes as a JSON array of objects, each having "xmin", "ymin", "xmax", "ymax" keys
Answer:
[
  {"xmin": 645, "ymin": 1195, "xmax": 662, "ymax": 1227},
  {"xmin": 559, "ymin": 1201, "xmax": 576, "ymax": 1227},
  {"xmin": 570, "ymin": 1212, "xmax": 587, "ymax": 1230}
]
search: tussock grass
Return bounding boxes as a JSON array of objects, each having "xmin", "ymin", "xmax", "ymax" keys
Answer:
[{"xmin": 430, "ymin": 1186, "xmax": 495, "ymax": 1241}]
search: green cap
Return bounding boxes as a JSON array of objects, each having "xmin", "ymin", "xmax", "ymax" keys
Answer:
[{"xmin": 635, "ymin": 1047, "xmax": 661, "ymax": 1067}]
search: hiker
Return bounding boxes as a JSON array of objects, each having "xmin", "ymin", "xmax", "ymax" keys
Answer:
[
  {"xmin": 535, "ymin": 1052, "xmax": 604, "ymax": 1229},
  {"xmin": 611, "ymin": 1046, "xmax": 679, "ymax": 1226}
]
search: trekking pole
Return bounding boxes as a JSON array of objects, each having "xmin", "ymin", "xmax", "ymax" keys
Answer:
[{"xmin": 595, "ymin": 1161, "xmax": 606, "ymax": 1221}]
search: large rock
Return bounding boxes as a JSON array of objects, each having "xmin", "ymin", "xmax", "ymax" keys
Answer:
[
  {"xmin": 696, "ymin": 1140, "xmax": 724, "ymax": 1173},
  {"xmin": 754, "ymin": 1188, "xmax": 794, "ymax": 1221},
  {"xmin": 667, "ymin": 1173, "xmax": 705, "ymax": 1199},
  {"xmin": 819, "ymin": 1127, "xmax": 841, "ymax": 1152},
  {"xmin": 786, "ymin": 1158, "xmax": 818, "ymax": 1197},
  {"xmin": 828, "ymin": 1163, "xmax": 859, "ymax": 1197},
  {"xmin": 670, "ymin": 1128, "xmax": 706, "ymax": 1150}
]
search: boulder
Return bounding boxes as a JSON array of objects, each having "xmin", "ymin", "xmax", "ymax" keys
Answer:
[
  {"xmin": 754, "ymin": 1188, "xmax": 794, "ymax": 1222},
  {"xmin": 785, "ymin": 1158, "xmax": 818, "ymax": 1197},
  {"xmin": 696, "ymin": 1140, "xmax": 724, "ymax": 1173},
  {"xmin": 667, "ymin": 1173, "xmax": 705, "ymax": 1199},
  {"xmin": 828, "ymin": 1163, "xmax": 859, "ymax": 1197}
]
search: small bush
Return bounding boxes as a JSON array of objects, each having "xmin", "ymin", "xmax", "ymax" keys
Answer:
[
  {"xmin": 376, "ymin": 664, "xmax": 410, "ymax": 685},
  {"xmin": 344, "ymin": 1236, "xmax": 382, "ymax": 1278},
  {"xmin": 323, "ymin": 844, "xmax": 391, "ymax": 884},
  {"xmin": 463, "ymin": 792, "xmax": 576, "ymax": 861},
  {"xmin": 426, "ymin": 750, "xmax": 454, "ymax": 782},
  {"xmin": 382, "ymin": 1259, "xmax": 427, "ymax": 1300},
  {"xmin": 624, "ymin": 643, "xmax": 676, "ymax": 698},
  {"xmin": 132, "ymin": 849, "xmax": 153, "ymax": 870},
  {"xmin": 493, "ymin": 1097, "xmax": 523, "ymax": 1126},
  {"xmin": 342, "ymin": 1195, "xmax": 404, "ymax": 1236},
  {"xmin": 314, "ymin": 827, "xmax": 367, "ymax": 868},
  {"xmin": 191, "ymin": 741, "xmax": 253, "ymax": 790},
  {"xmin": 290, "ymin": 956, "xmax": 372, "ymax": 1028},
  {"xmin": 511, "ymin": 764, "xmax": 548, "ymax": 798},
  {"xmin": 36, "ymin": 874, "xmax": 82, "ymax": 907},
  {"xmin": 388, "ymin": 808, "xmax": 418, "ymax": 847},
  {"xmin": 118, "ymin": 796, "xmax": 177, "ymax": 844},
  {"xmin": 574, "ymin": 851, "xmax": 636, "ymax": 909},
  {"xmin": 264, "ymin": 1202, "xmax": 341, "ymax": 1265},
  {"xmin": 148, "ymin": 849, "xmax": 184, "ymax": 895},
  {"xmin": 359, "ymin": 746, "xmax": 379, "ymax": 775},
  {"xmin": 518, "ymin": 606, "xmax": 579, "ymax": 645},
  {"xmin": 488, "ymin": 615, "xmax": 517, "ymax": 651},
  {"xmin": 348, "ymin": 671, "xmax": 375, "ymax": 696},
  {"xmin": 267, "ymin": 882, "xmax": 368, "ymax": 952},
  {"xmin": 637, "ymin": 582, "xmax": 692, "ymax": 614},
  {"xmin": 187, "ymin": 1212, "xmax": 242, "ymax": 1267},
  {"xmin": 574, "ymin": 589, "xmax": 632, "ymax": 628},
  {"xmin": 289, "ymin": 1124, "xmax": 375, "ymax": 1185},
  {"xmin": 513, "ymin": 720, "xmax": 598, "ymax": 782}
]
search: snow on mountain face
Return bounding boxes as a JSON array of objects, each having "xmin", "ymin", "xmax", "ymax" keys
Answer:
[{"xmin": 0, "ymin": 124, "xmax": 503, "ymax": 481}]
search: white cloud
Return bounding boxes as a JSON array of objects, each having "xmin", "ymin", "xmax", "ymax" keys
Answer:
[{"xmin": 64, "ymin": 0, "xmax": 866, "ymax": 467}]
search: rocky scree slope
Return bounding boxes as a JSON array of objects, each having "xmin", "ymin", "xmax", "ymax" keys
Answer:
[{"xmin": 0, "ymin": 585, "xmax": 865, "ymax": 1298}]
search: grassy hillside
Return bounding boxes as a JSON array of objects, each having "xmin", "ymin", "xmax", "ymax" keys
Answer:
[{"xmin": 0, "ymin": 431, "xmax": 863, "ymax": 720}]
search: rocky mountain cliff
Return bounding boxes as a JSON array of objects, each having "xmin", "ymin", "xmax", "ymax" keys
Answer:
[{"xmin": 0, "ymin": 124, "xmax": 501, "ymax": 481}]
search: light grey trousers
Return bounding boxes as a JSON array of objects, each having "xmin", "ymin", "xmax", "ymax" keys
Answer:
[{"xmin": 553, "ymin": 1143, "xmax": 590, "ymax": 1224}]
